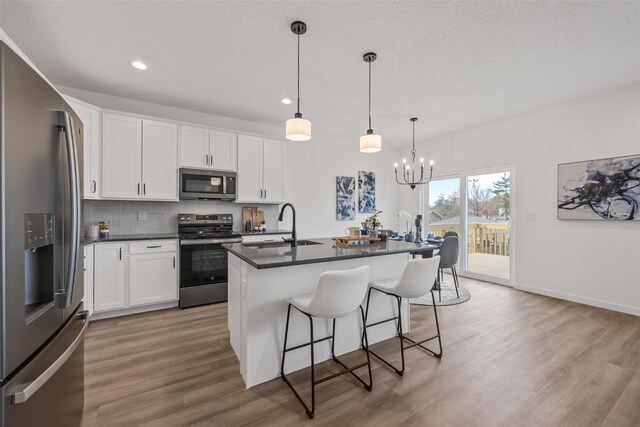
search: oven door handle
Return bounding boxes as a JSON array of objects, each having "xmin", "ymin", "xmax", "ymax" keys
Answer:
[{"xmin": 180, "ymin": 238, "xmax": 242, "ymax": 245}]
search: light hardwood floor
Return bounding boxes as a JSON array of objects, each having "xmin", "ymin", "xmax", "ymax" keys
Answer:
[{"xmin": 82, "ymin": 277, "xmax": 640, "ymax": 427}]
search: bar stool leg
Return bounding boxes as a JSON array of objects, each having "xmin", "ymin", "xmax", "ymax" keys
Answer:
[
  {"xmin": 396, "ymin": 296, "xmax": 406, "ymax": 375},
  {"xmin": 430, "ymin": 289, "xmax": 443, "ymax": 358},
  {"xmin": 359, "ymin": 305, "xmax": 374, "ymax": 390},
  {"xmin": 308, "ymin": 315, "xmax": 315, "ymax": 419}
]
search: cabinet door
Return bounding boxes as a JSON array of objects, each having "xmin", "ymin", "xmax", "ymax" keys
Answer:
[
  {"xmin": 83, "ymin": 245, "xmax": 94, "ymax": 317},
  {"xmin": 237, "ymin": 135, "xmax": 263, "ymax": 202},
  {"xmin": 94, "ymin": 243, "xmax": 126, "ymax": 312},
  {"xmin": 102, "ymin": 113, "xmax": 142, "ymax": 199},
  {"xmin": 262, "ymin": 138, "xmax": 285, "ymax": 203},
  {"xmin": 129, "ymin": 252, "xmax": 178, "ymax": 306},
  {"xmin": 142, "ymin": 120, "xmax": 178, "ymax": 200},
  {"xmin": 180, "ymin": 125, "xmax": 209, "ymax": 169},
  {"xmin": 210, "ymin": 130, "xmax": 237, "ymax": 171},
  {"xmin": 68, "ymin": 99, "xmax": 101, "ymax": 199}
]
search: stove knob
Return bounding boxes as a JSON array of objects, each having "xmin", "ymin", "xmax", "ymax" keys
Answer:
[{"xmin": 185, "ymin": 217, "xmax": 191, "ymax": 221}]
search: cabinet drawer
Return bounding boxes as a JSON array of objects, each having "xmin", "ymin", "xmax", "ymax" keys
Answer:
[{"xmin": 129, "ymin": 239, "xmax": 178, "ymax": 254}]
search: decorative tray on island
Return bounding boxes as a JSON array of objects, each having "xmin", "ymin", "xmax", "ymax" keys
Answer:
[{"xmin": 331, "ymin": 236, "xmax": 383, "ymax": 246}]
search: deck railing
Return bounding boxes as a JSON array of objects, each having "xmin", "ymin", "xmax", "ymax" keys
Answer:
[{"xmin": 428, "ymin": 223, "xmax": 510, "ymax": 256}]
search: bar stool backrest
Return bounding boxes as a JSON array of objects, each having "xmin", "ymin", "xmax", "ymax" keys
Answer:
[
  {"xmin": 307, "ymin": 266, "xmax": 370, "ymax": 318},
  {"xmin": 443, "ymin": 231, "xmax": 458, "ymax": 239},
  {"xmin": 393, "ymin": 256, "xmax": 440, "ymax": 299}
]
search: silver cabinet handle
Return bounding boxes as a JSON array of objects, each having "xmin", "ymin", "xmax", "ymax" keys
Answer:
[
  {"xmin": 11, "ymin": 311, "xmax": 89, "ymax": 404},
  {"xmin": 210, "ymin": 155, "xmax": 214, "ymax": 166},
  {"xmin": 173, "ymin": 256, "xmax": 176, "ymax": 269},
  {"xmin": 143, "ymin": 183, "xmax": 146, "ymax": 195},
  {"xmin": 119, "ymin": 247, "xmax": 122, "ymax": 260},
  {"xmin": 58, "ymin": 111, "xmax": 81, "ymax": 309},
  {"xmin": 264, "ymin": 189, "xmax": 267, "ymax": 200},
  {"xmin": 205, "ymin": 154, "xmax": 209, "ymax": 166},
  {"xmin": 146, "ymin": 245, "xmax": 162, "ymax": 249},
  {"xmin": 138, "ymin": 183, "xmax": 141, "ymax": 195},
  {"xmin": 92, "ymin": 180, "xmax": 97, "ymax": 193}
]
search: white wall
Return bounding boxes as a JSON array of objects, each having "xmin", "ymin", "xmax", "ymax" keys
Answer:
[
  {"xmin": 399, "ymin": 84, "xmax": 640, "ymax": 315},
  {"xmin": 60, "ymin": 86, "xmax": 402, "ymax": 239}
]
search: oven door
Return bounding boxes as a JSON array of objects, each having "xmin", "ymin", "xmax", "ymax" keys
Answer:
[{"xmin": 179, "ymin": 239, "xmax": 236, "ymax": 287}]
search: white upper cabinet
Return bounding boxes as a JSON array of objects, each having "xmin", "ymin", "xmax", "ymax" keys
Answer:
[
  {"xmin": 237, "ymin": 135, "xmax": 285, "ymax": 204},
  {"xmin": 262, "ymin": 139, "xmax": 285, "ymax": 203},
  {"xmin": 210, "ymin": 130, "xmax": 237, "ymax": 171},
  {"xmin": 102, "ymin": 113, "xmax": 178, "ymax": 201},
  {"xmin": 142, "ymin": 120, "xmax": 178, "ymax": 200},
  {"xmin": 102, "ymin": 113, "xmax": 142, "ymax": 199},
  {"xmin": 237, "ymin": 135, "xmax": 263, "ymax": 202},
  {"xmin": 179, "ymin": 126, "xmax": 237, "ymax": 171},
  {"xmin": 180, "ymin": 125, "xmax": 209, "ymax": 169},
  {"xmin": 65, "ymin": 96, "xmax": 101, "ymax": 199}
]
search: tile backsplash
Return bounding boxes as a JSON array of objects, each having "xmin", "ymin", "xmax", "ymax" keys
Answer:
[{"xmin": 83, "ymin": 200, "xmax": 279, "ymax": 235}]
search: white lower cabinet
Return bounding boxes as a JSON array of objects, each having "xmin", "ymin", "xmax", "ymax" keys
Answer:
[
  {"xmin": 93, "ymin": 242, "xmax": 127, "ymax": 312},
  {"xmin": 83, "ymin": 245, "xmax": 95, "ymax": 317},
  {"xmin": 129, "ymin": 251, "xmax": 178, "ymax": 306},
  {"xmin": 92, "ymin": 239, "xmax": 178, "ymax": 317}
]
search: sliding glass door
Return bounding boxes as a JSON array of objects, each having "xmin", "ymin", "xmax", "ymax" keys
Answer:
[
  {"xmin": 427, "ymin": 167, "xmax": 514, "ymax": 285},
  {"xmin": 466, "ymin": 171, "xmax": 511, "ymax": 281}
]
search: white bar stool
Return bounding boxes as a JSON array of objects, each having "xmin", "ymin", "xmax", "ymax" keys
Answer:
[
  {"xmin": 362, "ymin": 256, "xmax": 442, "ymax": 376},
  {"xmin": 280, "ymin": 266, "xmax": 372, "ymax": 419}
]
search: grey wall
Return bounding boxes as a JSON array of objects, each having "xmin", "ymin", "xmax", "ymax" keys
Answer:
[{"xmin": 83, "ymin": 200, "xmax": 280, "ymax": 235}]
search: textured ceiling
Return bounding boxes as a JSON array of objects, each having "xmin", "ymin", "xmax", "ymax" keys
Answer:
[{"xmin": 1, "ymin": 1, "xmax": 639, "ymax": 147}]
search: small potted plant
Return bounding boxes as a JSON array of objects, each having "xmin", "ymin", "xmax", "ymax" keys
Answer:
[{"xmin": 365, "ymin": 211, "xmax": 383, "ymax": 237}]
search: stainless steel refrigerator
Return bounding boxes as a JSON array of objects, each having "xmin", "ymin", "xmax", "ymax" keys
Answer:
[{"xmin": 0, "ymin": 41, "xmax": 86, "ymax": 426}]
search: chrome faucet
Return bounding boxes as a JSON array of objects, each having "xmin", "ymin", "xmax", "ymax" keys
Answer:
[{"xmin": 278, "ymin": 203, "xmax": 297, "ymax": 247}]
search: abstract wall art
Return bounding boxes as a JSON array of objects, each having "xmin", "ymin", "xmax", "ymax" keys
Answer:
[
  {"xmin": 358, "ymin": 171, "xmax": 376, "ymax": 213},
  {"xmin": 558, "ymin": 154, "xmax": 640, "ymax": 220},
  {"xmin": 336, "ymin": 176, "xmax": 356, "ymax": 221}
]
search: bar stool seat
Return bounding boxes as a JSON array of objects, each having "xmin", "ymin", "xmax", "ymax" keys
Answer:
[
  {"xmin": 281, "ymin": 266, "xmax": 373, "ymax": 419},
  {"xmin": 362, "ymin": 257, "xmax": 442, "ymax": 376}
]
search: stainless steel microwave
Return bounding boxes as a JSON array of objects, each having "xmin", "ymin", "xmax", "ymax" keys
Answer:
[{"xmin": 179, "ymin": 168, "xmax": 237, "ymax": 200}]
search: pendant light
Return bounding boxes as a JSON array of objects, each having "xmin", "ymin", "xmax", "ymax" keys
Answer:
[
  {"xmin": 285, "ymin": 21, "xmax": 311, "ymax": 141},
  {"xmin": 360, "ymin": 52, "xmax": 381, "ymax": 153},
  {"xmin": 394, "ymin": 117, "xmax": 434, "ymax": 190}
]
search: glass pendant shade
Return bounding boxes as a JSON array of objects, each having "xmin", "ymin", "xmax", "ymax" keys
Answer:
[
  {"xmin": 286, "ymin": 115, "xmax": 311, "ymax": 141},
  {"xmin": 359, "ymin": 131, "xmax": 382, "ymax": 153}
]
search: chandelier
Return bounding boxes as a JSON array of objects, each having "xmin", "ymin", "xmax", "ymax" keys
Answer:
[{"xmin": 394, "ymin": 117, "xmax": 433, "ymax": 190}]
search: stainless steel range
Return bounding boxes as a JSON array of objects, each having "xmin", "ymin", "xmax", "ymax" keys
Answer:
[{"xmin": 178, "ymin": 213, "xmax": 241, "ymax": 308}]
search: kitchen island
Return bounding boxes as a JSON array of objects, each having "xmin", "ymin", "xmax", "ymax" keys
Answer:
[{"xmin": 224, "ymin": 238, "xmax": 437, "ymax": 388}]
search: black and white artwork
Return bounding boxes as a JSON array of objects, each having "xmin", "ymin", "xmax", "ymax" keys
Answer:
[
  {"xmin": 558, "ymin": 154, "xmax": 640, "ymax": 220},
  {"xmin": 358, "ymin": 171, "xmax": 376, "ymax": 213},
  {"xmin": 336, "ymin": 176, "xmax": 356, "ymax": 221}
]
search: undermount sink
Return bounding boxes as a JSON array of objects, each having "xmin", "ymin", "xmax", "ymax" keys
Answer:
[{"xmin": 242, "ymin": 240, "xmax": 322, "ymax": 249}]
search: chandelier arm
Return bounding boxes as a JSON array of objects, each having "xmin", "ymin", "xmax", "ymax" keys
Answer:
[{"xmin": 394, "ymin": 170, "xmax": 405, "ymax": 185}]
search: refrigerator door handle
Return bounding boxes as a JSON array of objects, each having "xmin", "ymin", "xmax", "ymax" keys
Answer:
[
  {"xmin": 11, "ymin": 311, "xmax": 89, "ymax": 404},
  {"xmin": 58, "ymin": 111, "xmax": 81, "ymax": 309}
]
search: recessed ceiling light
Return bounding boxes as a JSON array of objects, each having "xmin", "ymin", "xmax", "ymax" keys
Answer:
[
  {"xmin": 281, "ymin": 98, "xmax": 292, "ymax": 105},
  {"xmin": 131, "ymin": 61, "xmax": 147, "ymax": 70}
]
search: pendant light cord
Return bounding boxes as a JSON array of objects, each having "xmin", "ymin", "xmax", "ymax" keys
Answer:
[
  {"xmin": 368, "ymin": 61, "xmax": 372, "ymax": 130},
  {"xmin": 411, "ymin": 120, "xmax": 416, "ymax": 162},
  {"xmin": 297, "ymin": 33, "xmax": 301, "ymax": 115}
]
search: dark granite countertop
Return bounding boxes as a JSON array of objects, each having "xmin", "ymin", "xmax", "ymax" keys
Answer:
[
  {"xmin": 83, "ymin": 233, "xmax": 179, "ymax": 245},
  {"xmin": 223, "ymin": 238, "xmax": 438, "ymax": 269},
  {"xmin": 238, "ymin": 229, "xmax": 292, "ymax": 236}
]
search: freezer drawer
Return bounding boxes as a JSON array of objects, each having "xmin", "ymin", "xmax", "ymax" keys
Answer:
[{"xmin": 1, "ymin": 306, "xmax": 87, "ymax": 427}]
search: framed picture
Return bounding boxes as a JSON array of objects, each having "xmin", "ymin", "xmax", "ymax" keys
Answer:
[
  {"xmin": 358, "ymin": 171, "xmax": 376, "ymax": 213},
  {"xmin": 557, "ymin": 154, "xmax": 640, "ymax": 220},
  {"xmin": 336, "ymin": 176, "xmax": 356, "ymax": 221}
]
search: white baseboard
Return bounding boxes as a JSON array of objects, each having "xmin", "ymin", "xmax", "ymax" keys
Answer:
[
  {"xmin": 90, "ymin": 301, "xmax": 179, "ymax": 321},
  {"xmin": 514, "ymin": 283, "xmax": 640, "ymax": 317}
]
